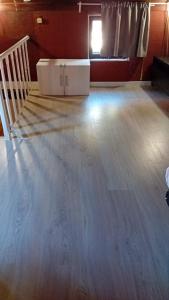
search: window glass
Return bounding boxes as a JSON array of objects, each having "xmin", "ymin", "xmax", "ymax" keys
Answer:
[{"xmin": 91, "ymin": 20, "xmax": 102, "ymax": 55}]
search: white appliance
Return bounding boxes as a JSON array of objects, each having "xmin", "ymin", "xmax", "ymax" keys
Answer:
[{"xmin": 36, "ymin": 59, "xmax": 90, "ymax": 96}]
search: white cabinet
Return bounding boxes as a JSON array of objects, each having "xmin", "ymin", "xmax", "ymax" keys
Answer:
[{"xmin": 36, "ymin": 59, "xmax": 90, "ymax": 96}]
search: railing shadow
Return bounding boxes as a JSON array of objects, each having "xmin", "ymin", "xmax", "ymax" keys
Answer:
[
  {"xmin": 18, "ymin": 123, "xmax": 83, "ymax": 138},
  {"xmin": 27, "ymin": 99, "xmax": 69, "ymax": 117},
  {"xmin": 16, "ymin": 104, "xmax": 83, "ymax": 138},
  {"xmin": 29, "ymin": 93, "xmax": 85, "ymax": 106},
  {"xmin": 13, "ymin": 94, "xmax": 85, "ymax": 138},
  {"xmin": 16, "ymin": 116, "xmax": 58, "ymax": 129}
]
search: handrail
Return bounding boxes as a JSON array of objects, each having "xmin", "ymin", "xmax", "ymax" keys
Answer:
[{"xmin": 0, "ymin": 35, "xmax": 30, "ymax": 60}]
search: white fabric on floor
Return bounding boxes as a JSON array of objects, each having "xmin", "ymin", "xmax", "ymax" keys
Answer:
[{"xmin": 165, "ymin": 167, "xmax": 169, "ymax": 188}]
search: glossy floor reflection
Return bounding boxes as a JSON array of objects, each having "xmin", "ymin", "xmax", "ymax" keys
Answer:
[{"xmin": 0, "ymin": 86, "xmax": 169, "ymax": 300}]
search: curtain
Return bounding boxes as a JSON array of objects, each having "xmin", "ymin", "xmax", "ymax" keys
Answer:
[{"xmin": 101, "ymin": 1, "xmax": 150, "ymax": 58}]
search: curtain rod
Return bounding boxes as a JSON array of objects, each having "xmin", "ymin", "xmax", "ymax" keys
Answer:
[{"xmin": 77, "ymin": 1, "xmax": 168, "ymax": 13}]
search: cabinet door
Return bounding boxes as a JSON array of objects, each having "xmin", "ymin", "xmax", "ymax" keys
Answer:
[
  {"xmin": 64, "ymin": 65, "xmax": 90, "ymax": 96},
  {"xmin": 37, "ymin": 63, "xmax": 64, "ymax": 95}
]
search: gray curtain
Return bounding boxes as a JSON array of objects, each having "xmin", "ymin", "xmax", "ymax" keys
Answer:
[{"xmin": 101, "ymin": 1, "xmax": 150, "ymax": 58}]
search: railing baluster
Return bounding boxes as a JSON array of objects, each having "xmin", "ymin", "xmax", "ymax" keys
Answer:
[
  {"xmin": 21, "ymin": 43, "xmax": 29, "ymax": 94},
  {"xmin": 0, "ymin": 60, "xmax": 13, "ymax": 126},
  {"xmin": 0, "ymin": 87, "xmax": 10, "ymax": 139},
  {"xmin": 10, "ymin": 51, "xmax": 21, "ymax": 114},
  {"xmin": 24, "ymin": 41, "xmax": 31, "ymax": 88},
  {"xmin": 5, "ymin": 56, "xmax": 18, "ymax": 121},
  {"xmin": 18, "ymin": 46, "xmax": 27, "ymax": 99},
  {"xmin": 0, "ymin": 35, "xmax": 30, "ymax": 139},
  {"xmin": 14, "ymin": 48, "xmax": 24, "ymax": 107}
]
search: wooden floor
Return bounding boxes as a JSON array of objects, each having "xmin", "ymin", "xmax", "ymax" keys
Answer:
[{"xmin": 0, "ymin": 86, "xmax": 169, "ymax": 300}]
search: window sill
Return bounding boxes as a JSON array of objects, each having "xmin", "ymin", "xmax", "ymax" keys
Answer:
[{"xmin": 90, "ymin": 58, "xmax": 129, "ymax": 62}]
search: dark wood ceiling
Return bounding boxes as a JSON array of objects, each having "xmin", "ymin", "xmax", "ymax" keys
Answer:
[
  {"xmin": 0, "ymin": 0, "xmax": 77, "ymax": 10},
  {"xmin": 0, "ymin": 0, "xmax": 103, "ymax": 5},
  {"xmin": 0, "ymin": 0, "xmax": 76, "ymax": 4},
  {"xmin": 0, "ymin": 0, "xmax": 166, "ymax": 11}
]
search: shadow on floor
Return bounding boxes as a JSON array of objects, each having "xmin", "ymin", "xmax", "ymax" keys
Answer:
[
  {"xmin": 29, "ymin": 94, "xmax": 85, "ymax": 106},
  {"xmin": 16, "ymin": 116, "xmax": 58, "ymax": 129},
  {"xmin": 16, "ymin": 123, "xmax": 83, "ymax": 138},
  {"xmin": 0, "ymin": 275, "xmax": 133, "ymax": 300},
  {"xmin": 27, "ymin": 99, "xmax": 69, "ymax": 118},
  {"xmin": 143, "ymin": 86, "xmax": 169, "ymax": 118},
  {"xmin": 14, "ymin": 105, "xmax": 83, "ymax": 138},
  {"xmin": 0, "ymin": 281, "xmax": 15, "ymax": 299}
]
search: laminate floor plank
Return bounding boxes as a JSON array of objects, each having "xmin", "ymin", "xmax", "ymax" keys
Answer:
[{"xmin": 0, "ymin": 86, "xmax": 169, "ymax": 299}]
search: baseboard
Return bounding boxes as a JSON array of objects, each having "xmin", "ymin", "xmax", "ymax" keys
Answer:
[
  {"xmin": 0, "ymin": 81, "xmax": 151, "ymax": 91},
  {"xmin": 30, "ymin": 81, "xmax": 39, "ymax": 90},
  {"xmin": 30, "ymin": 81, "xmax": 151, "ymax": 90},
  {"xmin": 90, "ymin": 81, "xmax": 151, "ymax": 88}
]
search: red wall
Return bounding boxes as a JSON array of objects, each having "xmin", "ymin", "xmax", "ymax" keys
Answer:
[{"xmin": 0, "ymin": 6, "xmax": 166, "ymax": 81}]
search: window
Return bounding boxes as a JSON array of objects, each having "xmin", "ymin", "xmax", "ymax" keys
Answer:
[
  {"xmin": 89, "ymin": 17, "xmax": 102, "ymax": 58},
  {"xmin": 91, "ymin": 20, "xmax": 102, "ymax": 54},
  {"xmin": 89, "ymin": 16, "xmax": 129, "ymax": 61}
]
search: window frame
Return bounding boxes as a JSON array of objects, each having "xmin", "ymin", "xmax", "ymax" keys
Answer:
[{"xmin": 88, "ymin": 15, "xmax": 129, "ymax": 61}]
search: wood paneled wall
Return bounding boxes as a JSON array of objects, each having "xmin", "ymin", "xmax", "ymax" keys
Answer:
[{"xmin": 0, "ymin": 3, "xmax": 166, "ymax": 81}]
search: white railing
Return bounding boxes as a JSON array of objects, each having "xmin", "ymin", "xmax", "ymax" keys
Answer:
[{"xmin": 0, "ymin": 35, "xmax": 31, "ymax": 139}]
